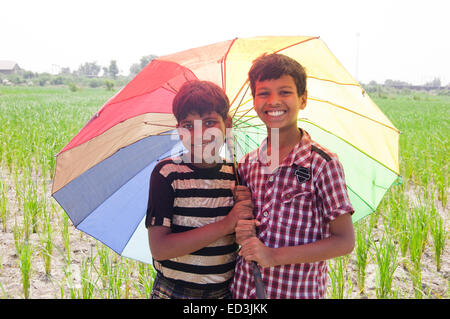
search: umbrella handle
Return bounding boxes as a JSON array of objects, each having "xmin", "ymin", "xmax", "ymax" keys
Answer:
[
  {"xmin": 227, "ymin": 135, "xmax": 267, "ymax": 299},
  {"xmin": 251, "ymin": 261, "xmax": 267, "ymax": 299}
]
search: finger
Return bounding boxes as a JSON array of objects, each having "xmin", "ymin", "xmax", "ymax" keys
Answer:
[
  {"xmin": 236, "ymin": 233, "xmax": 254, "ymax": 245},
  {"xmin": 234, "ymin": 186, "xmax": 251, "ymax": 198},
  {"xmin": 239, "ymin": 199, "xmax": 254, "ymax": 207},
  {"xmin": 234, "ymin": 185, "xmax": 249, "ymax": 192},
  {"xmin": 236, "ymin": 220, "xmax": 258, "ymax": 230},
  {"xmin": 235, "ymin": 201, "xmax": 254, "ymax": 210},
  {"xmin": 235, "ymin": 229, "xmax": 255, "ymax": 238},
  {"xmin": 234, "ymin": 189, "xmax": 251, "ymax": 197},
  {"xmin": 238, "ymin": 211, "xmax": 254, "ymax": 220}
]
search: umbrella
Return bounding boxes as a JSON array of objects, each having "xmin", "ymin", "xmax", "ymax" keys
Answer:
[{"xmin": 52, "ymin": 36, "xmax": 400, "ymax": 269}]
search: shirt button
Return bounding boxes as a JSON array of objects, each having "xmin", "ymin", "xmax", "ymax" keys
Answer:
[
  {"xmin": 268, "ymin": 176, "xmax": 274, "ymax": 182},
  {"xmin": 263, "ymin": 211, "xmax": 269, "ymax": 217},
  {"xmin": 286, "ymin": 194, "xmax": 291, "ymax": 200}
]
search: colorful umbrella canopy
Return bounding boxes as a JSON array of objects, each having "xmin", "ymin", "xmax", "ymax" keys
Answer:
[{"xmin": 52, "ymin": 36, "xmax": 400, "ymax": 264}]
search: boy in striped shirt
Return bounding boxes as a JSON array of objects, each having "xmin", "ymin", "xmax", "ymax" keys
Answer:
[{"xmin": 146, "ymin": 80, "xmax": 253, "ymax": 299}]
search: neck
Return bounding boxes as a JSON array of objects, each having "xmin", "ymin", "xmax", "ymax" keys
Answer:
[
  {"xmin": 267, "ymin": 125, "xmax": 301, "ymax": 149},
  {"xmin": 266, "ymin": 125, "xmax": 302, "ymax": 164},
  {"xmin": 185, "ymin": 152, "xmax": 221, "ymax": 168}
]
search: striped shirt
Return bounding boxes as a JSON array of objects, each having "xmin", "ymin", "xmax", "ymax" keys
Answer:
[{"xmin": 145, "ymin": 158, "xmax": 238, "ymax": 290}]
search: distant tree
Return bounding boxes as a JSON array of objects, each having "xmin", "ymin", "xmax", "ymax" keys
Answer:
[
  {"xmin": 108, "ymin": 60, "xmax": 119, "ymax": 79},
  {"xmin": 89, "ymin": 78, "xmax": 103, "ymax": 88},
  {"xmin": 50, "ymin": 76, "xmax": 64, "ymax": 85},
  {"xmin": 425, "ymin": 77, "xmax": 441, "ymax": 88},
  {"xmin": 384, "ymin": 79, "xmax": 410, "ymax": 87},
  {"xmin": 129, "ymin": 63, "xmax": 141, "ymax": 77},
  {"xmin": 129, "ymin": 54, "xmax": 158, "ymax": 76},
  {"xmin": 38, "ymin": 73, "xmax": 52, "ymax": 86},
  {"xmin": 77, "ymin": 62, "xmax": 101, "ymax": 77},
  {"xmin": 60, "ymin": 67, "xmax": 71, "ymax": 75},
  {"xmin": 22, "ymin": 71, "xmax": 37, "ymax": 79}
]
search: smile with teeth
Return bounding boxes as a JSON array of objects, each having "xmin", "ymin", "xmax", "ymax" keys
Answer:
[{"xmin": 266, "ymin": 110, "xmax": 287, "ymax": 117}]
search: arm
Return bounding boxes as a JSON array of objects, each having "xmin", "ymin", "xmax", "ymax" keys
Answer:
[
  {"xmin": 148, "ymin": 222, "xmax": 230, "ymax": 261},
  {"xmin": 149, "ymin": 193, "xmax": 254, "ymax": 261},
  {"xmin": 238, "ymin": 213, "xmax": 354, "ymax": 267},
  {"xmin": 239, "ymin": 158, "xmax": 355, "ymax": 267},
  {"xmin": 149, "ymin": 211, "xmax": 236, "ymax": 261}
]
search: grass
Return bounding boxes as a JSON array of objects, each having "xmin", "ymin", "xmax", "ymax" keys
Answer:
[{"xmin": 0, "ymin": 86, "xmax": 448, "ymax": 298}]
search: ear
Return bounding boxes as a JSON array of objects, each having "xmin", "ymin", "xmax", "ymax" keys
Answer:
[{"xmin": 298, "ymin": 91, "xmax": 307, "ymax": 110}]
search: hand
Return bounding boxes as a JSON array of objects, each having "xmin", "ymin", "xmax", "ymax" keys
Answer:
[
  {"xmin": 223, "ymin": 199, "xmax": 254, "ymax": 234},
  {"xmin": 239, "ymin": 237, "xmax": 277, "ymax": 268},
  {"xmin": 235, "ymin": 219, "xmax": 260, "ymax": 245},
  {"xmin": 232, "ymin": 185, "xmax": 252, "ymax": 202}
]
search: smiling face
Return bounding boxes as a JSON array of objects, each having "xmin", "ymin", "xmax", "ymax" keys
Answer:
[
  {"xmin": 253, "ymin": 74, "xmax": 306, "ymax": 132},
  {"xmin": 177, "ymin": 111, "xmax": 229, "ymax": 164}
]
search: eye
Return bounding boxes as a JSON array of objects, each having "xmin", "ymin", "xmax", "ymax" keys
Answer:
[
  {"xmin": 204, "ymin": 120, "xmax": 217, "ymax": 127},
  {"xmin": 256, "ymin": 91, "xmax": 269, "ymax": 97},
  {"xmin": 280, "ymin": 90, "xmax": 293, "ymax": 96},
  {"xmin": 181, "ymin": 123, "xmax": 193, "ymax": 130}
]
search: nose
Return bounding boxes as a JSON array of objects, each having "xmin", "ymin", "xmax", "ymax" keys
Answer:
[{"xmin": 267, "ymin": 93, "xmax": 280, "ymax": 107}]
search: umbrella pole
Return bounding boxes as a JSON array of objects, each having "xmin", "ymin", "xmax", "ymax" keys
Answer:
[
  {"xmin": 251, "ymin": 261, "xmax": 266, "ymax": 299},
  {"xmin": 228, "ymin": 138, "xmax": 267, "ymax": 299}
]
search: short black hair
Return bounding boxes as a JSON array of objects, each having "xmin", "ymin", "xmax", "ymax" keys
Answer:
[
  {"xmin": 172, "ymin": 80, "xmax": 230, "ymax": 122},
  {"xmin": 248, "ymin": 53, "xmax": 307, "ymax": 97}
]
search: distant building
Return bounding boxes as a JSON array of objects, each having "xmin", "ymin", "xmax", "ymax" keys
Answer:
[{"xmin": 0, "ymin": 60, "xmax": 21, "ymax": 74}]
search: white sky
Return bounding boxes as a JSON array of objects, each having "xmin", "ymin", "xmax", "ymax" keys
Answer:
[{"xmin": 1, "ymin": 0, "xmax": 449, "ymax": 85}]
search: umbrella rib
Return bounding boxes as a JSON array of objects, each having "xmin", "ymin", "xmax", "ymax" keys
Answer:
[
  {"xmin": 59, "ymin": 130, "xmax": 181, "ymax": 229},
  {"xmin": 298, "ymin": 119, "xmax": 400, "ymax": 176},
  {"xmin": 307, "ymin": 76, "xmax": 364, "ymax": 91},
  {"xmin": 232, "ymin": 86, "xmax": 251, "ymax": 120},
  {"xmin": 308, "ymin": 97, "xmax": 400, "ymax": 133},
  {"xmin": 273, "ymin": 36, "xmax": 320, "ymax": 54},
  {"xmin": 230, "ymin": 80, "xmax": 250, "ymax": 110},
  {"xmin": 346, "ymin": 185, "xmax": 376, "ymax": 213},
  {"xmin": 222, "ymin": 38, "xmax": 237, "ymax": 91},
  {"xmin": 235, "ymin": 132, "xmax": 261, "ymax": 148},
  {"xmin": 143, "ymin": 121, "xmax": 177, "ymax": 129},
  {"xmin": 98, "ymin": 85, "xmax": 179, "ymax": 115},
  {"xmin": 232, "ymin": 123, "xmax": 266, "ymax": 131},
  {"xmin": 164, "ymin": 81, "xmax": 179, "ymax": 94},
  {"xmin": 233, "ymin": 113, "xmax": 259, "ymax": 127}
]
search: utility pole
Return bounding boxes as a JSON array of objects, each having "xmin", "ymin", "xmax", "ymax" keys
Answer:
[{"xmin": 355, "ymin": 32, "xmax": 360, "ymax": 82}]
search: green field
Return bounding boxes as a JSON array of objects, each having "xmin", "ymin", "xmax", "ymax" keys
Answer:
[{"xmin": 0, "ymin": 86, "xmax": 448, "ymax": 298}]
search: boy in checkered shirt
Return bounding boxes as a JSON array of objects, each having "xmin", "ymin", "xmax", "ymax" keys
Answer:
[{"xmin": 231, "ymin": 54, "xmax": 355, "ymax": 299}]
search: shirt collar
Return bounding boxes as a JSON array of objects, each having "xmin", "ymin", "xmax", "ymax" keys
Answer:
[{"xmin": 257, "ymin": 128, "xmax": 312, "ymax": 169}]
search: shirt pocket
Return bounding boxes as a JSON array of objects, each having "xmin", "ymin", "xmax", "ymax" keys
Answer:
[
  {"xmin": 275, "ymin": 185, "xmax": 318, "ymax": 246},
  {"xmin": 280, "ymin": 182, "xmax": 313, "ymax": 205}
]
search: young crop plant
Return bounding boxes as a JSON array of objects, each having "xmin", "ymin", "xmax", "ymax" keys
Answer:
[
  {"xmin": 429, "ymin": 203, "xmax": 446, "ymax": 272},
  {"xmin": 355, "ymin": 219, "xmax": 372, "ymax": 294},
  {"xmin": 0, "ymin": 180, "xmax": 9, "ymax": 232},
  {"xmin": 370, "ymin": 234, "xmax": 399, "ymax": 299},
  {"xmin": 18, "ymin": 241, "xmax": 33, "ymax": 299}
]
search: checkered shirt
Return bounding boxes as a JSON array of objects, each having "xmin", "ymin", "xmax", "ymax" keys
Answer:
[{"xmin": 231, "ymin": 129, "xmax": 353, "ymax": 299}]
